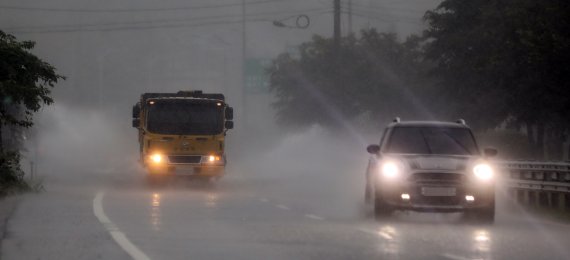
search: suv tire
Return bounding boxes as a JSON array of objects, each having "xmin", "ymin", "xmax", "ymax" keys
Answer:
[{"xmin": 374, "ymin": 191, "xmax": 393, "ymax": 219}]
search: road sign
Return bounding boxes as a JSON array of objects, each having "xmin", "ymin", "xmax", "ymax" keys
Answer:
[{"xmin": 244, "ymin": 58, "xmax": 271, "ymax": 94}]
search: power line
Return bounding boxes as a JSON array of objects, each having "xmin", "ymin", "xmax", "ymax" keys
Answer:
[
  {"xmin": 0, "ymin": 0, "xmax": 300, "ymax": 13},
  {"xmin": 346, "ymin": 6, "xmax": 424, "ymax": 20},
  {"xmin": 6, "ymin": 7, "xmax": 330, "ymax": 32},
  {"xmin": 341, "ymin": 1, "xmax": 427, "ymax": 15},
  {"xmin": 345, "ymin": 11, "xmax": 423, "ymax": 25},
  {"xmin": 9, "ymin": 10, "xmax": 334, "ymax": 34},
  {"xmin": 10, "ymin": 18, "xmax": 268, "ymax": 34}
]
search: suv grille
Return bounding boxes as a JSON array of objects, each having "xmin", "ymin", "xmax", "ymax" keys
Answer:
[
  {"xmin": 409, "ymin": 172, "xmax": 465, "ymax": 184},
  {"xmin": 168, "ymin": 155, "xmax": 201, "ymax": 164},
  {"xmin": 413, "ymin": 195, "xmax": 463, "ymax": 206}
]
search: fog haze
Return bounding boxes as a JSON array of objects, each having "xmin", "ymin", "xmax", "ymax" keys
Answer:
[{"xmin": 1, "ymin": 0, "xmax": 439, "ymax": 180}]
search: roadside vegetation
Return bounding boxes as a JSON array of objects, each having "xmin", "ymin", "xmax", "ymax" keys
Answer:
[
  {"xmin": 269, "ymin": 0, "xmax": 570, "ymax": 160},
  {"xmin": 0, "ymin": 30, "xmax": 64, "ymax": 196}
]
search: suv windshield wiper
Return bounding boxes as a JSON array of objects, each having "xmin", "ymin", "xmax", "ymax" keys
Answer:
[
  {"xmin": 441, "ymin": 131, "xmax": 472, "ymax": 155},
  {"xmin": 419, "ymin": 129, "xmax": 433, "ymax": 154}
]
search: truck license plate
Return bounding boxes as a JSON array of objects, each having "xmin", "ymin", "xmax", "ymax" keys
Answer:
[
  {"xmin": 172, "ymin": 167, "xmax": 196, "ymax": 175},
  {"xmin": 421, "ymin": 187, "xmax": 456, "ymax": 196}
]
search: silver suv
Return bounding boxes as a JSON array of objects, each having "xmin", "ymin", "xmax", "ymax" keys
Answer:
[{"xmin": 365, "ymin": 119, "xmax": 497, "ymax": 222}]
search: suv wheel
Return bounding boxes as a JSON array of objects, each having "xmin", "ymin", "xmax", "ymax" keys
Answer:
[
  {"xmin": 465, "ymin": 201, "xmax": 495, "ymax": 224},
  {"xmin": 374, "ymin": 192, "xmax": 393, "ymax": 219},
  {"xmin": 365, "ymin": 182, "xmax": 372, "ymax": 204}
]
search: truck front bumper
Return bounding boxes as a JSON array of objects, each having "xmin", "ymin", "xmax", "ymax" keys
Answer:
[{"xmin": 147, "ymin": 164, "xmax": 225, "ymax": 177}]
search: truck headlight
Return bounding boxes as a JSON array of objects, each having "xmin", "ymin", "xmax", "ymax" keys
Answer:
[
  {"xmin": 473, "ymin": 163, "xmax": 493, "ymax": 180},
  {"xmin": 150, "ymin": 154, "xmax": 163, "ymax": 164},
  {"xmin": 204, "ymin": 155, "xmax": 222, "ymax": 164},
  {"xmin": 381, "ymin": 161, "xmax": 400, "ymax": 178}
]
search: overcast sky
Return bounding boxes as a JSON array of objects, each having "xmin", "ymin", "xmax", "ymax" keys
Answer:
[{"xmin": 0, "ymin": 0, "xmax": 440, "ymax": 112}]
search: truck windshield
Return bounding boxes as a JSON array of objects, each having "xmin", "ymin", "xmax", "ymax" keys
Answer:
[
  {"xmin": 386, "ymin": 127, "xmax": 479, "ymax": 155},
  {"xmin": 147, "ymin": 100, "xmax": 223, "ymax": 135}
]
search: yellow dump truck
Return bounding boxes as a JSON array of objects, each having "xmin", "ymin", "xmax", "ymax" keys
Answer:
[{"xmin": 132, "ymin": 91, "xmax": 233, "ymax": 182}]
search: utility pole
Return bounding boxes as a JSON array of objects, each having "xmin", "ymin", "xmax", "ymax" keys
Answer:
[
  {"xmin": 348, "ymin": 0, "xmax": 353, "ymax": 35},
  {"xmin": 241, "ymin": 0, "xmax": 247, "ymax": 125},
  {"xmin": 333, "ymin": 0, "xmax": 341, "ymax": 49}
]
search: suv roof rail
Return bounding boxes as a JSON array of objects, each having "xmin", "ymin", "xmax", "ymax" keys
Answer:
[
  {"xmin": 393, "ymin": 117, "xmax": 401, "ymax": 123},
  {"xmin": 456, "ymin": 119, "xmax": 466, "ymax": 125}
]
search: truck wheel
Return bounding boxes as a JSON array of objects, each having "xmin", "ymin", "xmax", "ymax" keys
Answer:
[
  {"xmin": 146, "ymin": 175, "xmax": 163, "ymax": 187},
  {"xmin": 374, "ymin": 192, "xmax": 392, "ymax": 219}
]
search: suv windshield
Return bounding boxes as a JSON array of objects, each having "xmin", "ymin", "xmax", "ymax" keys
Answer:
[
  {"xmin": 147, "ymin": 99, "xmax": 223, "ymax": 135},
  {"xmin": 386, "ymin": 126, "xmax": 479, "ymax": 155}
]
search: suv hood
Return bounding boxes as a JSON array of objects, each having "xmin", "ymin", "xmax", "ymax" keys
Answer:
[{"xmin": 388, "ymin": 154, "xmax": 476, "ymax": 171}]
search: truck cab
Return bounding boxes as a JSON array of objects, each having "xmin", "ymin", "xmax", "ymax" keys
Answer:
[{"xmin": 132, "ymin": 91, "xmax": 233, "ymax": 182}]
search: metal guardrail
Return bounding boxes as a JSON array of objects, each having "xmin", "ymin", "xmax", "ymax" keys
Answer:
[
  {"xmin": 495, "ymin": 160, "xmax": 570, "ymax": 209},
  {"xmin": 497, "ymin": 160, "xmax": 570, "ymax": 191}
]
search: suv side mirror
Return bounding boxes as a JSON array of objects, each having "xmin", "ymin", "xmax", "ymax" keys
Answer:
[
  {"xmin": 225, "ymin": 107, "xmax": 234, "ymax": 120},
  {"xmin": 484, "ymin": 148, "xmax": 498, "ymax": 157},
  {"xmin": 225, "ymin": 120, "xmax": 234, "ymax": 130},
  {"xmin": 367, "ymin": 144, "xmax": 380, "ymax": 154},
  {"xmin": 132, "ymin": 118, "xmax": 140, "ymax": 128},
  {"xmin": 132, "ymin": 103, "xmax": 140, "ymax": 118}
]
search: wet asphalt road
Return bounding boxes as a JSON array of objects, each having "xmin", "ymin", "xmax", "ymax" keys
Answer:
[{"xmin": 2, "ymin": 163, "xmax": 570, "ymax": 260}]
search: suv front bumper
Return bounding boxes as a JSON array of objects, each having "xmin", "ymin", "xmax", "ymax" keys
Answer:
[{"xmin": 377, "ymin": 182, "xmax": 494, "ymax": 212}]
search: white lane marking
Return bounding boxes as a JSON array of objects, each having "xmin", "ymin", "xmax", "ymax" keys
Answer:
[
  {"xmin": 259, "ymin": 198, "xmax": 269, "ymax": 202},
  {"xmin": 276, "ymin": 204, "xmax": 290, "ymax": 210},
  {"xmin": 542, "ymin": 220, "xmax": 570, "ymax": 228},
  {"xmin": 357, "ymin": 228, "xmax": 377, "ymax": 236},
  {"xmin": 441, "ymin": 253, "xmax": 471, "ymax": 260},
  {"xmin": 93, "ymin": 191, "xmax": 152, "ymax": 260},
  {"xmin": 304, "ymin": 214, "xmax": 324, "ymax": 221},
  {"xmin": 357, "ymin": 228, "xmax": 393, "ymax": 240}
]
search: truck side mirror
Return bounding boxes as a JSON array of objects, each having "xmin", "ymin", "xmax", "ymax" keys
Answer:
[
  {"xmin": 367, "ymin": 144, "xmax": 380, "ymax": 154},
  {"xmin": 225, "ymin": 107, "xmax": 234, "ymax": 120},
  {"xmin": 132, "ymin": 118, "xmax": 140, "ymax": 128},
  {"xmin": 132, "ymin": 103, "xmax": 141, "ymax": 118},
  {"xmin": 225, "ymin": 121, "xmax": 234, "ymax": 130}
]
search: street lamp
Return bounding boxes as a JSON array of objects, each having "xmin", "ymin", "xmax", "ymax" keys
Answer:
[{"xmin": 272, "ymin": 14, "xmax": 311, "ymax": 29}]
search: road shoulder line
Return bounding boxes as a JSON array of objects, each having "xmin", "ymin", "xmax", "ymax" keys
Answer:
[
  {"xmin": 93, "ymin": 191, "xmax": 151, "ymax": 260},
  {"xmin": 304, "ymin": 214, "xmax": 324, "ymax": 220}
]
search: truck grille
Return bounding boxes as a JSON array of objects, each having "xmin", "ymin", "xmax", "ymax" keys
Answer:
[{"xmin": 168, "ymin": 155, "xmax": 201, "ymax": 164}]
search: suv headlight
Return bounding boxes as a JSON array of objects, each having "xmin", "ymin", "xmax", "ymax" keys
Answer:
[
  {"xmin": 381, "ymin": 161, "xmax": 400, "ymax": 178},
  {"xmin": 473, "ymin": 163, "xmax": 494, "ymax": 180}
]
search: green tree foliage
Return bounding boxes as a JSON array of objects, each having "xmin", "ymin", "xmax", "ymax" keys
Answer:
[
  {"xmin": 269, "ymin": 30, "xmax": 429, "ymax": 129},
  {"xmin": 0, "ymin": 30, "xmax": 64, "ymax": 151},
  {"xmin": 0, "ymin": 151, "xmax": 30, "ymax": 196},
  {"xmin": 0, "ymin": 30, "xmax": 63, "ymax": 194},
  {"xmin": 423, "ymin": 0, "xmax": 570, "ymax": 158}
]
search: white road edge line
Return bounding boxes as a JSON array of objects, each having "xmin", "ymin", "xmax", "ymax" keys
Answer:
[
  {"xmin": 304, "ymin": 214, "xmax": 324, "ymax": 221},
  {"xmin": 441, "ymin": 253, "xmax": 471, "ymax": 260},
  {"xmin": 276, "ymin": 204, "xmax": 290, "ymax": 210},
  {"xmin": 93, "ymin": 191, "xmax": 152, "ymax": 260}
]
